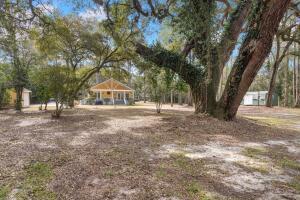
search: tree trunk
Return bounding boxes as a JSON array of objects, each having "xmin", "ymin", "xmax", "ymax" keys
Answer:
[
  {"xmin": 143, "ymin": 74, "xmax": 146, "ymax": 103},
  {"xmin": 178, "ymin": 92, "xmax": 183, "ymax": 105},
  {"xmin": 15, "ymin": 86, "xmax": 23, "ymax": 111},
  {"xmin": 266, "ymin": 34, "xmax": 293, "ymax": 107},
  {"xmin": 0, "ymin": 86, "xmax": 5, "ymax": 110},
  {"xmin": 170, "ymin": 90, "xmax": 173, "ymax": 107},
  {"xmin": 187, "ymin": 87, "xmax": 193, "ymax": 106},
  {"xmin": 295, "ymin": 44, "xmax": 300, "ymax": 107},
  {"xmin": 266, "ymin": 61, "xmax": 279, "ymax": 107},
  {"xmin": 134, "ymin": 0, "xmax": 289, "ymax": 120},
  {"xmin": 52, "ymin": 101, "xmax": 63, "ymax": 118},
  {"xmin": 143, "ymin": 89, "xmax": 146, "ymax": 103},
  {"xmin": 284, "ymin": 56, "xmax": 289, "ymax": 107},
  {"xmin": 215, "ymin": 0, "xmax": 291, "ymax": 120},
  {"xmin": 192, "ymin": 84, "xmax": 208, "ymax": 114},
  {"xmin": 293, "ymin": 56, "xmax": 296, "ymax": 103}
]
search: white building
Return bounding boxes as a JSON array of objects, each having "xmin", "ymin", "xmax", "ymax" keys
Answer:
[
  {"xmin": 242, "ymin": 91, "xmax": 268, "ymax": 106},
  {"xmin": 22, "ymin": 88, "xmax": 32, "ymax": 107}
]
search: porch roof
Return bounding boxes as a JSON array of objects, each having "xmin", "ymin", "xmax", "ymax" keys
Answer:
[{"xmin": 90, "ymin": 78, "xmax": 134, "ymax": 92}]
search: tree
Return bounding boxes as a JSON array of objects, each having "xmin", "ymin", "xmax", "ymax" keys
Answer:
[
  {"xmin": 30, "ymin": 67, "xmax": 51, "ymax": 110},
  {"xmin": 294, "ymin": 57, "xmax": 300, "ymax": 108},
  {"xmin": 163, "ymin": 69, "xmax": 175, "ymax": 107},
  {"xmin": 266, "ymin": 13, "xmax": 298, "ymax": 107},
  {"xmin": 0, "ymin": 1, "xmax": 38, "ymax": 111},
  {"xmin": 41, "ymin": 66, "xmax": 76, "ymax": 118},
  {"xmin": 147, "ymin": 67, "xmax": 167, "ymax": 113},
  {"xmin": 35, "ymin": 15, "xmax": 135, "ymax": 107},
  {"xmin": 131, "ymin": 0, "xmax": 291, "ymax": 120},
  {"xmin": 0, "ymin": 63, "xmax": 11, "ymax": 109},
  {"xmin": 295, "ymin": 43, "xmax": 300, "ymax": 107}
]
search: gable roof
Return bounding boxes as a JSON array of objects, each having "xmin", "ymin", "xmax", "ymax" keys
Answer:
[{"xmin": 90, "ymin": 78, "xmax": 134, "ymax": 91}]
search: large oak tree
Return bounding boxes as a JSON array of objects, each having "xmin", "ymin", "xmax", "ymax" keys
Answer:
[{"xmin": 102, "ymin": 0, "xmax": 291, "ymax": 120}]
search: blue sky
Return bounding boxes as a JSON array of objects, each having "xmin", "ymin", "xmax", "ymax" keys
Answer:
[
  {"xmin": 47, "ymin": 0, "xmax": 159, "ymax": 45},
  {"xmin": 143, "ymin": 21, "xmax": 160, "ymax": 44}
]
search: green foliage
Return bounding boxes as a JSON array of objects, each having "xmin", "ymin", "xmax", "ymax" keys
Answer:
[
  {"xmin": 0, "ymin": 63, "xmax": 11, "ymax": 109},
  {"xmin": 16, "ymin": 162, "xmax": 56, "ymax": 200},
  {"xmin": 279, "ymin": 158, "xmax": 300, "ymax": 171},
  {"xmin": 242, "ymin": 147, "xmax": 267, "ymax": 158},
  {"xmin": 46, "ymin": 66, "xmax": 76, "ymax": 101},
  {"xmin": 186, "ymin": 182, "xmax": 211, "ymax": 200},
  {"xmin": 30, "ymin": 67, "xmax": 51, "ymax": 107},
  {"xmin": 0, "ymin": 185, "xmax": 10, "ymax": 200},
  {"xmin": 159, "ymin": 21, "xmax": 184, "ymax": 52},
  {"xmin": 289, "ymin": 177, "xmax": 300, "ymax": 192},
  {"xmin": 277, "ymin": 60, "xmax": 294, "ymax": 106},
  {"xmin": 37, "ymin": 65, "xmax": 77, "ymax": 117},
  {"xmin": 147, "ymin": 67, "xmax": 166, "ymax": 113},
  {"xmin": 174, "ymin": 1, "xmax": 216, "ymax": 40},
  {"xmin": 249, "ymin": 61, "xmax": 271, "ymax": 91}
]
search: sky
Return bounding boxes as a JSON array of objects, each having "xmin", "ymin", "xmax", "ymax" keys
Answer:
[
  {"xmin": 42, "ymin": 0, "xmax": 159, "ymax": 45},
  {"xmin": 41, "ymin": 1, "xmax": 241, "ymax": 51}
]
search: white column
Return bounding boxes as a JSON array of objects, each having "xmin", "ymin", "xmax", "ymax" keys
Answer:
[
  {"xmin": 100, "ymin": 91, "xmax": 102, "ymax": 100},
  {"xmin": 123, "ymin": 91, "xmax": 126, "ymax": 104},
  {"xmin": 96, "ymin": 92, "xmax": 99, "ymax": 100},
  {"xmin": 111, "ymin": 90, "xmax": 114, "ymax": 105}
]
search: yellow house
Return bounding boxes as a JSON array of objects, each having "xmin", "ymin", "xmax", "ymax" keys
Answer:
[{"xmin": 90, "ymin": 78, "xmax": 134, "ymax": 105}]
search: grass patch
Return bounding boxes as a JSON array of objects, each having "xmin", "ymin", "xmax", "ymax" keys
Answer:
[
  {"xmin": 245, "ymin": 116, "xmax": 290, "ymax": 126},
  {"xmin": 279, "ymin": 158, "xmax": 300, "ymax": 171},
  {"xmin": 0, "ymin": 185, "xmax": 10, "ymax": 200},
  {"xmin": 155, "ymin": 167, "xmax": 167, "ymax": 179},
  {"xmin": 248, "ymin": 165, "xmax": 269, "ymax": 174},
  {"xmin": 288, "ymin": 177, "xmax": 300, "ymax": 192},
  {"xmin": 16, "ymin": 162, "xmax": 56, "ymax": 200},
  {"xmin": 242, "ymin": 147, "xmax": 267, "ymax": 158},
  {"xmin": 104, "ymin": 170, "xmax": 114, "ymax": 178},
  {"xmin": 186, "ymin": 182, "xmax": 212, "ymax": 200},
  {"xmin": 170, "ymin": 152, "xmax": 206, "ymax": 179},
  {"xmin": 235, "ymin": 162, "xmax": 270, "ymax": 175},
  {"xmin": 170, "ymin": 153, "xmax": 189, "ymax": 168}
]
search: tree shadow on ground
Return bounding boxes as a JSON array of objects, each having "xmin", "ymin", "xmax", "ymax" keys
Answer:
[{"xmin": 1, "ymin": 107, "xmax": 299, "ymax": 199}]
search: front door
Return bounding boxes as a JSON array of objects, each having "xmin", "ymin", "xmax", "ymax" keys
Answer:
[{"xmin": 117, "ymin": 93, "xmax": 123, "ymax": 100}]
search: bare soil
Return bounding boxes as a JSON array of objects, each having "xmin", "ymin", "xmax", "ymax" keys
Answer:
[{"xmin": 0, "ymin": 103, "xmax": 299, "ymax": 200}]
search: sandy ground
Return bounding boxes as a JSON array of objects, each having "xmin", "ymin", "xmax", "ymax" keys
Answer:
[{"xmin": 0, "ymin": 103, "xmax": 299, "ymax": 200}]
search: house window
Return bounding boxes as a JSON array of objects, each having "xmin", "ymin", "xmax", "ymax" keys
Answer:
[{"xmin": 107, "ymin": 91, "xmax": 111, "ymax": 95}]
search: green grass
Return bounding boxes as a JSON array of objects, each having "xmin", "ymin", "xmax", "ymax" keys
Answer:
[
  {"xmin": 16, "ymin": 162, "xmax": 56, "ymax": 200},
  {"xmin": 248, "ymin": 165, "xmax": 269, "ymax": 174},
  {"xmin": 186, "ymin": 182, "xmax": 212, "ymax": 200},
  {"xmin": 155, "ymin": 167, "xmax": 167, "ymax": 179},
  {"xmin": 279, "ymin": 158, "xmax": 300, "ymax": 171},
  {"xmin": 170, "ymin": 152, "xmax": 205, "ymax": 176},
  {"xmin": 244, "ymin": 116, "xmax": 290, "ymax": 126},
  {"xmin": 244, "ymin": 166, "xmax": 270, "ymax": 174},
  {"xmin": 0, "ymin": 185, "xmax": 10, "ymax": 200},
  {"xmin": 104, "ymin": 170, "xmax": 114, "ymax": 178},
  {"xmin": 289, "ymin": 178, "xmax": 300, "ymax": 192},
  {"xmin": 242, "ymin": 147, "xmax": 267, "ymax": 158},
  {"xmin": 170, "ymin": 153, "xmax": 189, "ymax": 168}
]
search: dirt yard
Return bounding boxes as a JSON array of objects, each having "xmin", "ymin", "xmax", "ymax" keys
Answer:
[{"xmin": 0, "ymin": 103, "xmax": 299, "ymax": 200}]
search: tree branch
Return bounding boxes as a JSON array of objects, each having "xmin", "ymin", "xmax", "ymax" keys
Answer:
[
  {"xmin": 135, "ymin": 43, "xmax": 204, "ymax": 87},
  {"xmin": 217, "ymin": 0, "xmax": 252, "ymax": 72}
]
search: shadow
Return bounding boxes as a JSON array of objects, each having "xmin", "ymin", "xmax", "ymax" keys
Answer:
[{"xmin": 1, "ymin": 106, "xmax": 300, "ymax": 199}]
